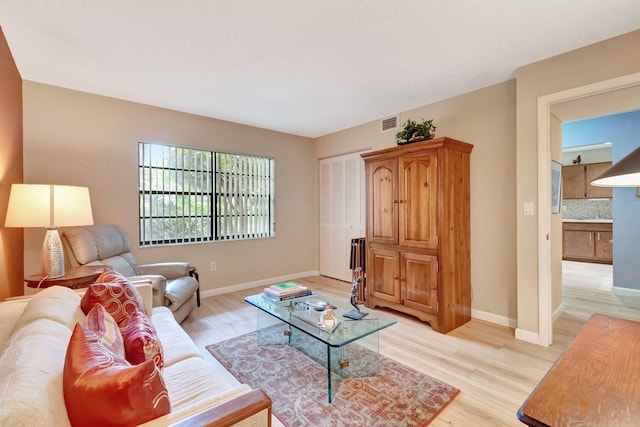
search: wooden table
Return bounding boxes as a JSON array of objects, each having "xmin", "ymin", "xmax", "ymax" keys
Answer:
[
  {"xmin": 24, "ymin": 265, "xmax": 106, "ymax": 289},
  {"xmin": 518, "ymin": 314, "xmax": 640, "ymax": 426}
]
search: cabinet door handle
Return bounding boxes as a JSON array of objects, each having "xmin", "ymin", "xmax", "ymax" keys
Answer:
[
  {"xmin": 394, "ymin": 275, "xmax": 400, "ymax": 280},
  {"xmin": 597, "ymin": 232, "xmax": 601, "ymax": 240}
]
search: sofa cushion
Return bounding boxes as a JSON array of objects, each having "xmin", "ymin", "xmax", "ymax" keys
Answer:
[
  {"xmin": 63, "ymin": 323, "xmax": 171, "ymax": 427},
  {"xmin": 161, "ymin": 356, "xmax": 242, "ymax": 411},
  {"xmin": 81, "ymin": 270, "xmax": 145, "ymax": 328},
  {"xmin": 124, "ymin": 310, "xmax": 164, "ymax": 370},
  {"xmin": 0, "ymin": 319, "xmax": 73, "ymax": 427},
  {"xmin": 0, "ymin": 299, "xmax": 28, "ymax": 354},
  {"xmin": 86, "ymin": 303, "xmax": 125, "ymax": 357},
  {"xmin": 151, "ymin": 307, "xmax": 201, "ymax": 367},
  {"xmin": 12, "ymin": 286, "xmax": 84, "ymax": 334}
]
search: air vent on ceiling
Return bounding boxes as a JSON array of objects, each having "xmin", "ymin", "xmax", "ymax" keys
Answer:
[{"xmin": 381, "ymin": 115, "xmax": 399, "ymax": 133}]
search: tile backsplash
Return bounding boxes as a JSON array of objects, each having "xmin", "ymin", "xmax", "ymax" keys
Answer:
[{"xmin": 562, "ymin": 198, "xmax": 612, "ymax": 220}]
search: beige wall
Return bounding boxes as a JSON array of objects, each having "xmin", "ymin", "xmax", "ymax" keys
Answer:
[
  {"xmin": 0, "ymin": 27, "xmax": 24, "ymax": 300},
  {"xmin": 316, "ymin": 80, "xmax": 518, "ymax": 323},
  {"xmin": 22, "ymin": 82, "xmax": 318, "ymax": 293},
  {"xmin": 515, "ymin": 29, "xmax": 640, "ymax": 334}
]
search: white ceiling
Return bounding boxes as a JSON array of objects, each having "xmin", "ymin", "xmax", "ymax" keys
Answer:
[{"xmin": 1, "ymin": 1, "xmax": 640, "ymax": 138}]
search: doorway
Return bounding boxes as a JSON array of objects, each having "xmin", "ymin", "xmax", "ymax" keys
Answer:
[{"xmin": 537, "ymin": 72, "xmax": 640, "ymax": 346}]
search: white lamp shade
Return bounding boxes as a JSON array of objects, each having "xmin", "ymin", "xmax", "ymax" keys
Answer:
[
  {"xmin": 591, "ymin": 146, "xmax": 640, "ymax": 187},
  {"xmin": 5, "ymin": 184, "xmax": 94, "ymax": 228}
]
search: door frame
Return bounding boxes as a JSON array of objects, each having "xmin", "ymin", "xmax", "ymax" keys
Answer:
[{"xmin": 536, "ymin": 71, "xmax": 640, "ymax": 346}]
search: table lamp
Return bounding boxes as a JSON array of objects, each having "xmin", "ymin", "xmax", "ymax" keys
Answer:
[{"xmin": 4, "ymin": 184, "xmax": 94, "ymax": 278}]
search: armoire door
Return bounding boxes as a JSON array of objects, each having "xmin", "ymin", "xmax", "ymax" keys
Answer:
[
  {"xmin": 368, "ymin": 247, "xmax": 400, "ymax": 303},
  {"xmin": 399, "ymin": 153, "xmax": 438, "ymax": 249},
  {"xmin": 401, "ymin": 252, "xmax": 438, "ymax": 314},
  {"xmin": 366, "ymin": 158, "xmax": 398, "ymax": 246}
]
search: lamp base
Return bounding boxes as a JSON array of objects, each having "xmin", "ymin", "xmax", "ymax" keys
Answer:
[{"xmin": 41, "ymin": 227, "xmax": 65, "ymax": 279}]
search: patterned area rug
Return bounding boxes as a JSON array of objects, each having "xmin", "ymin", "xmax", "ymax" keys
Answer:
[{"xmin": 206, "ymin": 327, "xmax": 459, "ymax": 427}]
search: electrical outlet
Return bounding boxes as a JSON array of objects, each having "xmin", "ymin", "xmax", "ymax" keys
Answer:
[{"xmin": 210, "ymin": 261, "xmax": 217, "ymax": 271}]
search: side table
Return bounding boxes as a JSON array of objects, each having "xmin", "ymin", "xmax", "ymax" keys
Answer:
[
  {"xmin": 188, "ymin": 266, "xmax": 201, "ymax": 307},
  {"xmin": 24, "ymin": 265, "xmax": 106, "ymax": 290}
]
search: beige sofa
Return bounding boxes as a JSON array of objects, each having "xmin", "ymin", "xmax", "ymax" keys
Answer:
[{"xmin": 0, "ymin": 282, "xmax": 271, "ymax": 426}]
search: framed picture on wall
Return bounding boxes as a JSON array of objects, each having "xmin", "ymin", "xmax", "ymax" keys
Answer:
[{"xmin": 551, "ymin": 160, "xmax": 563, "ymax": 214}]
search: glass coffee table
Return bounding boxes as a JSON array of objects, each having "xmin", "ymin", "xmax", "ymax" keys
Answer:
[{"xmin": 244, "ymin": 292, "xmax": 397, "ymax": 403}]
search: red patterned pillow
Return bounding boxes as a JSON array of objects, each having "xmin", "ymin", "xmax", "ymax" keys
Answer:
[
  {"xmin": 81, "ymin": 269, "xmax": 145, "ymax": 328},
  {"xmin": 63, "ymin": 323, "xmax": 170, "ymax": 427},
  {"xmin": 86, "ymin": 303, "xmax": 124, "ymax": 357},
  {"xmin": 124, "ymin": 310, "xmax": 164, "ymax": 370}
]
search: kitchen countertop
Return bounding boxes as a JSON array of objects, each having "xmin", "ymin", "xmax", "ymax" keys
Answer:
[{"xmin": 562, "ymin": 219, "xmax": 613, "ymax": 223}]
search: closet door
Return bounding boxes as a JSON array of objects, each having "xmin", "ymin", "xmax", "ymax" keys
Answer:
[{"xmin": 319, "ymin": 152, "xmax": 366, "ymax": 282}]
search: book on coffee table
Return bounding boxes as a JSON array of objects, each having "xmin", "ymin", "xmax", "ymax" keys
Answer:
[
  {"xmin": 262, "ymin": 288, "xmax": 313, "ymax": 302},
  {"xmin": 263, "ymin": 282, "xmax": 309, "ymax": 298}
]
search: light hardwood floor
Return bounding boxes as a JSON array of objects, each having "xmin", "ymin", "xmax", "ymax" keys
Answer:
[
  {"xmin": 181, "ymin": 274, "xmax": 639, "ymax": 426},
  {"xmin": 562, "ymin": 260, "xmax": 640, "ymax": 322}
]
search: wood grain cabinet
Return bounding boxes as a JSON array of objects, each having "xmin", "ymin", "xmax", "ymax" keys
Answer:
[
  {"xmin": 562, "ymin": 162, "xmax": 612, "ymax": 199},
  {"xmin": 362, "ymin": 137, "xmax": 473, "ymax": 333},
  {"xmin": 562, "ymin": 222, "xmax": 613, "ymax": 264}
]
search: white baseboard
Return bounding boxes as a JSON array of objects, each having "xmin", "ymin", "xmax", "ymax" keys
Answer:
[
  {"xmin": 515, "ymin": 328, "xmax": 543, "ymax": 345},
  {"xmin": 200, "ymin": 270, "xmax": 320, "ymax": 298},
  {"xmin": 552, "ymin": 303, "xmax": 566, "ymax": 322},
  {"xmin": 613, "ymin": 286, "xmax": 640, "ymax": 296},
  {"xmin": 471, "ymin": 308, "xmax": 517, "ymax": 328}
]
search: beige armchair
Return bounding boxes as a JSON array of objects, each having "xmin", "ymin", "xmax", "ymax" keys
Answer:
[{"xmin": 61, "ymin": 224, "xmax": 200, "ymax": 323}]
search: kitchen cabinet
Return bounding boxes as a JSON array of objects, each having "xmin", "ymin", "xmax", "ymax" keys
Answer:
[
  {"xmin": 562, "ymin": 221, "xmax": 613, "ymax": 264},
  {"xmin": 562, "ymin": 162, "xmax": 612, "ymax": 199},
  {"xmin": 362, "ymin": 137, "xmax": 473, "ymax": 333}
]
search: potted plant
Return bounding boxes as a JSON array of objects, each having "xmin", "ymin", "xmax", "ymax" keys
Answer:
[{"xmin": 395, "ymin": 118, "xmax": 437, "ymax": 145}]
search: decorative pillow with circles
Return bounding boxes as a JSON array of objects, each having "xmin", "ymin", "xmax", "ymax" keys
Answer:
[
  {"xmin": 86, "ymin": 303, "xmax": 125, "ymax": 357},
  {"xmin": 80, "ymin": 269, "xmax": 145, "ymax": 329},
  {"xmin": 63, "ymin": 323, "xmax": 170, "ymax": 426},
  {"xmin": 124, "ymin": 309, "xmax": 164, "ymax": 371}
]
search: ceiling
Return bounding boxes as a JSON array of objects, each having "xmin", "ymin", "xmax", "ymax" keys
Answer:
[{"xmin": 1, "ymin": 1, "xmax": 640, "ymax": 138}]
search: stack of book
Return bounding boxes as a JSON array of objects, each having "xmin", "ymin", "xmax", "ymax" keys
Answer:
[{"xmin": 263, "ymin": 282, "xmax": 312, "ymax": 302}]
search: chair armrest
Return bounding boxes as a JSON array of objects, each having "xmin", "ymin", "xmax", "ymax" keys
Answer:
[
  {"xmin": 137, "ymin": 262, "xmax": 191, "ymax": 280},
  {"xmin": 170, "ymin": 389, "xmax": 272, "ymax": 427},
  {"xmin": 128, "ymin": 275, "xmax": 167, "ymax": 307}
]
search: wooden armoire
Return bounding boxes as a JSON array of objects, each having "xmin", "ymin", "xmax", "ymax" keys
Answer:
[{"xmin": 361, "ymin": 137, "xmax": 473, "ymax": 333}]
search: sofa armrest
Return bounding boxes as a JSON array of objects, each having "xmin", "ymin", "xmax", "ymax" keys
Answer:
[
  {"xmin": 128, "ymin": 275, "xmax": 167, "ymax": 307},
  {"xmin": 170, "ymin": 389, "xmax": 272, "ymax": 427},
  {"xmin": 137, "ymin": 263, "xmax": 190, "ymax": 280},
  {"xmin": 131, "ymin": 281, "xmax": 154, "ymax": 316}
]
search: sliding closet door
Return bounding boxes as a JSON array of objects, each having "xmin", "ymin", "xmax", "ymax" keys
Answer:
[{"xmin": 319, "ymin": 152, "xmax": 366, "ymax": 282}]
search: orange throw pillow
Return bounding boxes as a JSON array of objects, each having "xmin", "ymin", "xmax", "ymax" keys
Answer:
[
  {"xmin": 63, "ymin": 323, "xmax": 170, "ymax": 427},
  {"xmin": 86, "ymin": 303, "xmax": 125, "ymax": 357},
  {"xmin": 124, "ymin": 310, "xmax": 164, "ymax": 370},
  {"xmin": 81, "ymin": 269, "xmax": 145, "ymax": 329}
]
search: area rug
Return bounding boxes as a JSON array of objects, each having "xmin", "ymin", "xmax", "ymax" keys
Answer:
[{"xmin": 206, "ymin": 327, "xmax": 459, "ymax": 427}]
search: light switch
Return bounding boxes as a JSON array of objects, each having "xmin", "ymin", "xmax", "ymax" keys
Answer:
[{"xmin": 523, "ymin": 202, "xmax": 534, "ymax": 216}]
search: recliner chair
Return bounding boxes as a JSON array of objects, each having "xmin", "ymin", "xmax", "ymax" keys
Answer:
[{"xmin": 61, "ymin": 224, "xmax": 200, "ymax": 323}]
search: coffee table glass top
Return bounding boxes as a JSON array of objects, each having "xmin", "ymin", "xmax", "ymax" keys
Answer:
[{"xmin": 244, "ymin": 292, "xmax": 397, "ymax": 347}]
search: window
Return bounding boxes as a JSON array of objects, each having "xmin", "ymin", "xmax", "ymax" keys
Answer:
[{"xmin": 138, "ymin": 142, "xmax": 275, "ymax": 246}]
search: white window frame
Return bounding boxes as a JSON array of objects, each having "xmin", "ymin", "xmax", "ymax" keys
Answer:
[{"xmin": 138, "ymin": 141, "xmax": 275, "ymax": 246}]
